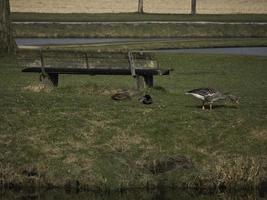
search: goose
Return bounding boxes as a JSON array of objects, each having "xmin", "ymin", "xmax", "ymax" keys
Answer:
[{"xmin": 185, "ymin": 87, "xmax": 239, "ymax": 110}]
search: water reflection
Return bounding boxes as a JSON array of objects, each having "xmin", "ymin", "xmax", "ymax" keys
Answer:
[{"xmin": 1, "ymin": 189, "xmax": 265, "ymax": 200}]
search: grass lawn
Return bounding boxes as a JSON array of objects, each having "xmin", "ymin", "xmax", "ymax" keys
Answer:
[
  {"xmin": 13, "ymin": 22, "xmax": 267, "ymax": 38},
  {"xmin": 11, "ymin": 13, "xmax": 267, "ymax": 22},
  {"xmin": 12, "ymin": 13, "xmax": 267, "ymax": 38},
  {"xmin": 0, "ymin": 52, "xmax": 267, "ymax": 190}
]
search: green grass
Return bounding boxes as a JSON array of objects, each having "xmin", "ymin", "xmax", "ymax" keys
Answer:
[
  {"xmin": 12, "ymin": 13, "xmax": 267, "ymax": 38},
  {"xmin": 0, "ymin": 52, "xmax": 267, "ymax": 190},
  {"xmin": 14, "ymin": 23, "xmax": 267, "ymax": 38},
  {"xmin": 11, "ymin": 13, "xmax": 267, "ymax": 22}
]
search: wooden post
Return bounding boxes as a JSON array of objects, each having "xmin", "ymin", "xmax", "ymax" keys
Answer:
[
  {"xmin": 48, "ymin": 73, "xmax": 59, "ymax": 87},
  {"xmin": 128, "ymin": 51, "xmax": 136, "ymax": 77},
  {"xmin": 40, "ymin": 73, "xmax": 58, "ymax": 87},
  {"xmin": 191, "ymin": 0, "xmax": 197, "ymax": 15},
  {"xmin": 39, "ymin": 50, "xmax": 46, "ymax": 76},
  {"xmin": 85, "ymin": 53, "xmax": 89, "ymax": 68},
  {"xmin": 38, "ymin": 50, "xmax": 58, "ymax": 87},
  {"xmin": 136, "ymin": 75, "xmax": 145, "ymax": 90},
  {"xmin": 144, "ymin": 75, "xmax": 153, "ymax": 87},
  {"xmin": 0, "ymin": 0, "xmax": 16, "ymax": 53},
  {"xmin": 138, "ymin": 0, "xmax": 144, "ymax": 13}
]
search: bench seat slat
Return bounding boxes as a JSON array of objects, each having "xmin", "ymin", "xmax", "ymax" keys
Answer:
[{"xmin": 22, "ymin": 67, "xmax": 170, "ymax": 76}]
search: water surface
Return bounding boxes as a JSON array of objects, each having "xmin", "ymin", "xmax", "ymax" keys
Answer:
[
  {"xmin": 15, "ymin": 38, "xmax": 267, "ymax": 56},
  {"xmin": 2, "ymin": 189, "xmax": 266, "ymax": 200}
]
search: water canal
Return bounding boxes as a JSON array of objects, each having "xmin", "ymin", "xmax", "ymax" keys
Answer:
[
  {"xmin": 2, "ymin": 189, "xmax": 267, "ymax": 200},
  {"xmin": 15, "ymin": 38, "xmax": 267, "ymax": 57}
]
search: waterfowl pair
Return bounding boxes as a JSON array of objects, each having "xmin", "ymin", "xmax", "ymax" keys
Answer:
[{"xmin": 111, "ymin": 91, "xmax": 153, "ymax": 105}]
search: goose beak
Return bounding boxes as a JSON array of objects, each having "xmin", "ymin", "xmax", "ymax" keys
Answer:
[{"xmin": 235, "ymin": 97, "xmax": 240, "ymax": 104}]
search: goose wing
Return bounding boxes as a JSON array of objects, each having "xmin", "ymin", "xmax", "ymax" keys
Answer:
[{"xmin": 186, "ymin": 88, "xmax": 217, "ymax": 97}]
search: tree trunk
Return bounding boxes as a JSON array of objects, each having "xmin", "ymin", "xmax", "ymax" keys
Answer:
[
  {"xmin": 191, "ymin": 0, "xmax": 197, "ymax": 15},
  {"xmin": 138, "ymin": 0, "xmax": 144, "ymax": 13},
  {"xmin": 0, "ymin": 0, "xmax": 16, "ymax": 54}
]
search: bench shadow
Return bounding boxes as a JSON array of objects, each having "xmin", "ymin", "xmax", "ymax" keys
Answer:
[{"xmin": 153, "ymin": 86, "xmax": 168, "ymax": 92}]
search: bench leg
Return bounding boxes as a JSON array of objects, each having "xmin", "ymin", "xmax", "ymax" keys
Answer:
[
  {"xmin": 40, "ymin": 73, "xmax": 59, "ymax": 87},
  {"xmin": 135, "ymin": 75, "xmax": 145, "ymax": 91},
  {"xmin": 144, "ymin": 75, "xmax": 154, "ymax": 87},
  {"xmin": 48, "ymin": 73, "xmax": 59, "ymax": 87}
]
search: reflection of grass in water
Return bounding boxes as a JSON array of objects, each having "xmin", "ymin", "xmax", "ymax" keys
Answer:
[
  {"xmin": 0, "ymin": 53, "xmax": 267, "ymax": 190},
  {"xmin": 0, "ymin": 187, "xmax": 262, "ymax": 200}
]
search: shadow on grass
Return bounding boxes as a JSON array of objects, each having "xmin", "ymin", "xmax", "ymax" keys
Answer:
[
  {"xmin": 186, "ymin": 104, "xmax": 239, "ymax": 110},
  {"xmin": 153, "ymin": 86, "xmax": 168, "ymax": 92},
  {"xmin": 177, "ymin": 71, "xmax": 225, "ymax": 75}
]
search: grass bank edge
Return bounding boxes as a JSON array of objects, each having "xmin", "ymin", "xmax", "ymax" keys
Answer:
[
  {"xmin": 13, "ymin": 22, "xmax": 267, "ymax": 38},
  {"xmin": 11, "ymin": 13, "xmax": 267, "ymax": 22},
  {"xmin": 18, "ymin": 38, "xmax": 267, "ymax": 53}
]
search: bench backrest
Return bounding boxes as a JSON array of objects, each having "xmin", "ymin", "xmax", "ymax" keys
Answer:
[{"xmin": 18, "ymin": 50, "xmax": 159, "ymax": 70}]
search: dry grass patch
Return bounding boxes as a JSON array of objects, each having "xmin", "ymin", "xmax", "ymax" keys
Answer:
[
  {"xmin": 10, "ymin": 0, "xmax": 267, "ymax": 14},
  {"xmin": 23, "ymin": 84, "xmax": 52, "ymax": 93},
  {"xmin": 102, "ymin": 130, "xmax": 154, "ymax": 154},
  {"xmin": 198, "ymin": 0, "xmax": 267, "ymax": 14},
  {"xmin": 250, "ymin": 129, "xmax": 267, "ymax": 141},
  {"xmin": 105, "ymin": 132, "xmax": 144, "ymax": 153},
  {"xmin": 144, "ymin": 0, "xmax": 190, "ymax": 14},
  {"xmin": 199, "ymin": 156, "xmax": 262, "ymax": 189},
  {"xmin": 41, "ymin": 145, "xmax": 62, "ymax": 159},
  {"xmin": 10, "ymin": 0, "xmax": 137, "ymax": 13},
  {"xmin": 63, "ymin": 154, "xmax": 79, "ymax": 165},
  {"xmin": 79, "ymin": 84, "xmax": 139, "ymax": 97}
]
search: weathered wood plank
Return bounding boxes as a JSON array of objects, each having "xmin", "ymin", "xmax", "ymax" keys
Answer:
[
  {"xmin": 22, "ymin": 67, "xmax": 170, "ymax": 76},
  {"xmin": 18, "ymin": 51, "xmax": 158, "ymax": 70}
]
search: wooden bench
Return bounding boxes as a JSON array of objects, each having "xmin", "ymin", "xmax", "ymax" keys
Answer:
[{"xmin": 19, "ymin": 50, "xmax": 172, "ymax": 89}]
